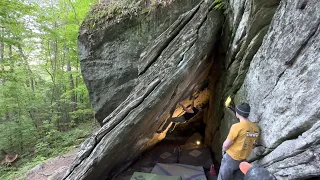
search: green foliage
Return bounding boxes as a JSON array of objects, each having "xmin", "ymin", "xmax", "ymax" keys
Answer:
[
  {"xmin": 0, "ymin": 121, "xmax": 93, "ymax": 179},
  {"xmin": 35, "ymin": 121, "xmax": 92, "ymax": 156},
  {"xmin": 0, "ymin": 0, "xmax": 37, "ymax": 46},
  {"xmin": 214, "ymin": 0, "xmax": 227, "ymax": 10},
  {"xmin": 0, "ymin": 0, "xmax": 97, "ymax": 178},
  {"xmin": 0, "ymin": 119, "xmax": 37, "ymax": 154},
  {"xmin": 0, "ymin": 156, "xmax": 47, "ymax": 180}
]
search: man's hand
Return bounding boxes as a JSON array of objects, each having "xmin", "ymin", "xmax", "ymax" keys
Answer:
[
  {"xmin": 222, "ymin": 138, "xmax": 233, "ymax": 156},
  {"xmin": 222, "ymin": 147, "xmax": 226, "ymax": 156},
  {"xmin": 179, "ymin": 102, "xmax": 193, "ymax": 113}
]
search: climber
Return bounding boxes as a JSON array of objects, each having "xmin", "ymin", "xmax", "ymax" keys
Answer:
[
  {"xmin": 217, "ymin": 103, "xmax": 260, "ymax": 180},
  {"xmin": 156, "ymin": 96, "xmax": 202, "ymax": 133}
]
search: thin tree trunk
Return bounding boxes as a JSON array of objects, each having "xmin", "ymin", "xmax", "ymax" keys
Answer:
[
  {"xmin": 0, "ymin": 40, "xmax": 3, "ymax": 60},
  {"xmin": 0, "ymin": 28, "xmax": 4, "ymax": 85},
  {"xmin": 75, "ymin": 64, "xmax": 79, "ymax": 105},
  {"xmin": 17, "ymin": 45, "xmax": 34, "ymax": 93},
  {"xmin": 9, "ymin": 45, "xmax": 12, "ymax": 57},
  {"xmin": 4, "ymin": 45, "xmax": 12, "ymax": 121},
  {"xmin": 16, "ymin": 96, "xmax": 24, "ymax": 153},
  {"xmin": 67, "ymin": 60, "xmax": 76, "ymax": 112},
  {"xmin": 17, "ymin": 45, "xmax": 41, "ymax": 129},
  {"xmin": 0, "ymin": 27, "xmax": 3, "ymax": 60},
  {"xmin": 0, "ymin": 29, "xmax": 9, "ymax": 121}
]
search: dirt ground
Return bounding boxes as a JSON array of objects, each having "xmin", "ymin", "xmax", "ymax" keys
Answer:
[{"xmin": 25, "ymin": 148, "xmax": 78, "ymax": 180}]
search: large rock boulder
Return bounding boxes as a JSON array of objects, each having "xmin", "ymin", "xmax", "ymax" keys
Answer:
[
  {"xmin": 79, "ymin": 0, "xmax": 204, "ymax": 125},
  {"xmin": 204, "ymin": 0, "xmax": 280, "ymax": 160},
  {"xmin": 206, "ymin": 0, "xmax": 320, "ymax": 179},
  {"xmin": 236, "ymin": 1, "xmax": 320, "ymax": 179},
  {"xmin": 64, "ymin": 0, "xmax": 320, "ymax": 179},
  {"xmin": 63, "ymin": 0, "xmax": 223, "ymax": 179}
]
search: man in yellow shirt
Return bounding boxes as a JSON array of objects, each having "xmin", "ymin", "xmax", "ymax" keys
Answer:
[{"xmin": 218, "ymin": 103, "xmax": 260, "ymax": 180}]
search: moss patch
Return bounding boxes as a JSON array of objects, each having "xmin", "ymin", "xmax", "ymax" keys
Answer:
[{"xmin": 83, "ymin": 0, "xmax": 176, "ymax": 31}]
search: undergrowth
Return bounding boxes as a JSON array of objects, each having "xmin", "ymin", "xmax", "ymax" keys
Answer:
[{"xmin": 0, "ymin": 121, "xmax": 94, "ymax": 180}]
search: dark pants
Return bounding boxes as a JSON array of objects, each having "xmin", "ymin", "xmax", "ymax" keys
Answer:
[
  {"xmin": 157, "ymin": 116, "xmax": 187, "ymax": 133},
  {"xmin": 218, "ymin": 153, "xmax": 244, "ymax": 180}
]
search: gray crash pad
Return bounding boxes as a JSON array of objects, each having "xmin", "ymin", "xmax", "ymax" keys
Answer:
[
  {"xmin": 179, "ymin": 144, "xmax": 213, "ymax": 169},
  {"xmin": 131, "ymin": 172, "xmax": 181, "ymax": 180}
]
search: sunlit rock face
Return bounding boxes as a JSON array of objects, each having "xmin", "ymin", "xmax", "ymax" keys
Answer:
[{"xmin": 64, "ymin": 0, "xmax": 223, "ymax": 179}]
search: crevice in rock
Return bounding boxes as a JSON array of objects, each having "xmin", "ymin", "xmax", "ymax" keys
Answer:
[
  {"xmin": 100, "ymin": 78, "xmax": 161, "ymax": 138},
  {"xmin": 256, "ymin": 122, "xmax": 320, "ymax": 169},
  {"xmin": 275, "ymin": 156, "xmax": 314, "ymax": 170},
  {"xmin": 226, "ymin": 31, "xmax": 245, "ymax": 71},
  {"xmin": 235, "ymin": 28, "xmax": 247, "ymax": 45},
  {"xmin": 152, "ymin": 83, "xmax": 181, "ymax": 127},
  {"xmin": 63, "ymin": 78, "xmax": 161, "ymax": 179},
  {"xmin": 264, "ymin": 1, "xmax": 281, "ymax": 8},
  {"xmin": 173, "ymin": 4, "xmax": 213, "ymax": 68},
  {"xmin": 297, "ymin": 0, "xmax": 308, "ymax": 10},
  {"xmin": 268, "ymin": 120, "xmax": 316, "ymax": 152},
  {"xmin": 263, "ymin": 144, "xmax": 320, "ymax": 169},
  {"xmin": 230, "ymin": 24, "xmax": 270, "ymax": 95},
  {"xmin": 262, "ymin": 149, "xmax": 306, "ymax": 168},
  {"xmin": 262, "ymin": 138, "xmax": 320, "ymax": 170},
  {"xmin": 138, "ymin": 2, "xmax": 203, "ymax": 75},
  {"xmin": 138, "ymin": 1, "xmax": 218, "ymax": 83},
  {"xmin": 225, "ymin": 26, "xmax": 246, "ymax": 70},
  {"xmin": 63, "ymin": 136, "xmax": 98, "ymax": 179},
  {"xmin": 231, "ymin": 0, "xmax": 246, "ymax": 46},
  {"xmin": 225, "ymin": 16, "xmax": 275, "ymax": 92}
]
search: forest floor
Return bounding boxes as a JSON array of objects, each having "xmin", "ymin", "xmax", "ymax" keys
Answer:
[
  {"xmin": 24, "ymin": 148, "xmax": 78, "ymax": 180},
  {"xmin": 0, "ymin": 121, "xmax": 100, "ymax": 180}
]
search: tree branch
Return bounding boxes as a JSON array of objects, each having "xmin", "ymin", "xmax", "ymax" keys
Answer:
[{"xmin": 67, "ymin": 0, "xmax": 80, "ymax": 25}]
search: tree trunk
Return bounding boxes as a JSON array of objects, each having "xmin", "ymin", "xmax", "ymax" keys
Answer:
[
  {"xmin": 0, "ymin": 40, "xmax": 3, "ymax": 60},
  {"xmin": 75, "ymin": 64, "xmax": 79, "ymax": 105},
  {"xmin": 0, "ymin": 28, "xmax": 9, "ymax": 121},
  {"xmin": 17, "ymin": 45, "xmax": 34, "ymax": 93},
  {"xmin": 0, "ymin": 28, "xmax": 4, "ymax": 85},
  {"xmin": 67, "ymin": 60, "xmax": 76, "ymax": 112}
]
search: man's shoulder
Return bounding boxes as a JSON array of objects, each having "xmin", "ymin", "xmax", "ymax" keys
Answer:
[
  {"xmin": 238, "ymin": 121, "xmax": 258, "ymax": 129},
  {"xmin": 231, "ymin": 122, "xmax": 242, "ymax": 129},
  {"xmin": 249, "ymin": 121, "xmax": 260, "ymax": 130}
]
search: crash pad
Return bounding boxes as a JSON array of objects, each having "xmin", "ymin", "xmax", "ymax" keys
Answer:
[
  {"xmin": 179, "ymin": 145, "xmax": 213, "ymax": 169},
  {"xmin": 130, "ymin": 172, "xmax": 181, "ymax": 180},
  {"xmin": 151, "ymin": 163, "xmax": 207, "ymax": 180}
]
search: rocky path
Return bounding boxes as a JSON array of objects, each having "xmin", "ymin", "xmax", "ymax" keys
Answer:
[{"xmin": 25, "ymin": 148, "xmax": 78, "ymax": 180}]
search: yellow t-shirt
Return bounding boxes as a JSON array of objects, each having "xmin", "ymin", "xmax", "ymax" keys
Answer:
[{"xmin": 226, "ymin": 121, "xmax": 260, "ymax": 160}]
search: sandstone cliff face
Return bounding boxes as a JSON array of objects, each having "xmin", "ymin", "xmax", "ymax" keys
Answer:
[
  {"xmin": 204, "ymin": 0, "xmax": 280, "ymax": 161},
  {"xmin": 64, "ymin": 0, "xmax": 223, "ymax": 179},
  {"xmin": 236, "ymin": 1, "xmax": 320, "ymax": 179},
  {"xmin": 65, "ymin": 0, "xmax": 320, "ymax": 179},
  {"xmin": 78, "ymin": 0, "xmax": 204, "ymax": 125},
  {"xmin": 207, "ymin": 0, "xmax": 320, "ymax": 179}
]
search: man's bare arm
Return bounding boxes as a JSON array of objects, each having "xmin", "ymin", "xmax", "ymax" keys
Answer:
[
  {"xmin": 179, "ymin": 102, "xmax": 194, "ymax": 113},
  {"xmin": 191, "ymin": 97, "xmax": 195, "ymax": 109},
  {"xmin": 222, "ymin": 138, "xmax": 233, "ymax": 152}
]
